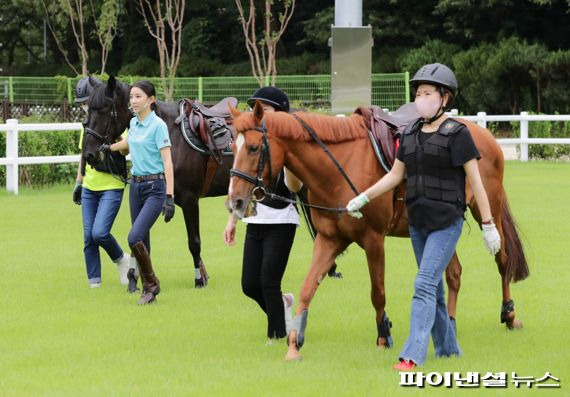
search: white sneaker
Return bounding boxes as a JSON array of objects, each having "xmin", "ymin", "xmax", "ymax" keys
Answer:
[
  {"xmin": 116, "ymin": 254, "xmax": 130, "ymax": 285},
  {"xmin": 283, "ymin": 293, "xmax": 294, "ymax": 335},
  {"xmin": 89, "ymin": 282, "xmax": 101, "ymax": 289}
]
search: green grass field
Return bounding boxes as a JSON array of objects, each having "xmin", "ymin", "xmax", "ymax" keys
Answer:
[{"xmin": 0, "ymin": 161, "xmax": 568, "ymax": 396}]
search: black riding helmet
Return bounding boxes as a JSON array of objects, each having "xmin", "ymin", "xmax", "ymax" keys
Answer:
[
  {"xmin": 74, "ymin": 76, "xmax": 102, "ymax": 103},
  {"xmin": 410, "ymin": 63, "xmax": 458, "ymax": 96},
  {"xmin": 247, "ymin": 86, "xmax": 290, "ymax": 113}
]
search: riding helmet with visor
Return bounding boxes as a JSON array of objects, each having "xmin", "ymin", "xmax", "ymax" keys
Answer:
[
  {"xmin": 74, "ymin": 76, "xmax": 102, "ymax": 103},
  {"xmin": 410, "ymin": 63, "xmax": 458, "ymax": 96},
  {"xmin": 247, "ymin": 86, "xmax": 290, "ymax": 113}
]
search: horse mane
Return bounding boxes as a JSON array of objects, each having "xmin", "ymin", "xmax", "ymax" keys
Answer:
[
  {"xmin": 88, "ymin": 80, "xmax": 130, "ymax": 110},
  {"xmin": 234, "ymin": 111, "xmax": 368, "ymax": 143}
]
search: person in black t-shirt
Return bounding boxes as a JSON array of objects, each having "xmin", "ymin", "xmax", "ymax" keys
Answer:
[
  {"xmin": 345, "ymin": 63, "xmax": 501, "ymax": 370},
  {"xmin": 224, "ymin": 87, "xmax": 300, "ymax": 344}
]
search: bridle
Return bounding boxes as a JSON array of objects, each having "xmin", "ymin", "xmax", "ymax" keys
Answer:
[
  {"xmin": 84, "ymin": 96, "xmax": 119, "ymax": 146},
  {"xmin": 229, "ymin": 117, "xmax": 357, "ymax": 214},
  {"xmin": 83, "ymin": 95, "xmax": 128, "ymax": 184},
  {"xmin": 229, "ymin": 120, "xmax": 273, "ymax": 202}
]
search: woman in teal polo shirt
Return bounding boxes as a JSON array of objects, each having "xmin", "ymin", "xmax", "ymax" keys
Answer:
[{"xmin": 108, "ymin": 80, "xmax": 175, "ymax": 305}]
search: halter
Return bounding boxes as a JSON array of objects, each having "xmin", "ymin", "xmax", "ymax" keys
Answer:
[{"xmin": 229, "ymin": 120, "xmax": 273, "ymax": 202}]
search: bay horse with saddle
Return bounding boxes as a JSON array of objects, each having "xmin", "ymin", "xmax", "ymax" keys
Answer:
[
  {"xmin": 228, "ymin": 99, "xmax": 529, "ymax": 361},
  {"xmin": 80, "ymin": 76, "xmax": 340, "ymax": 287},
  {"xmin": 81, "ymin": 76, "xmax": 240, "ymax": 287}
]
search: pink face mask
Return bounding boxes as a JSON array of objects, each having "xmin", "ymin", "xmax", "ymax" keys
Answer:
[{"xmin": 415, "ymin": 96, "xmax": 442, "ymax": 119}]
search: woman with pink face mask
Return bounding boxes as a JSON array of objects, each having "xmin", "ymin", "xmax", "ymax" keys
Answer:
[{"xmin": 345, "ymin": 63, "xmax": 500, "ymax": 370}]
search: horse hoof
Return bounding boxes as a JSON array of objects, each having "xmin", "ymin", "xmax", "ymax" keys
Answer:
[
  {"xmin": 194, "ymin": 277, "xmax": 207, "ymax": 288},
  {"xmin": 127, "ymin": 284, "xmax": 140, "ymax": 294},
  {"xmin": 194, "ymin": 262, "xmax": 209, "ymax": 288},
  {"xmin": 377, "ymin": 337, "xmax": 391, "ymax": 350},
  {"xmin": 285, "ymin": 350, "xmax": 303, "ymax": 362},
  {"xmin": 506, "ymin": 319, "xmax": 523, "ymax": 330},
  {"xmin": 328, "ymin": 271, "xmax": 343, "ymax": 279}
]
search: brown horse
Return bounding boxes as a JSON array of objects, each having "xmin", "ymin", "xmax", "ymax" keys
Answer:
[{"xmin": 228, "ymin": 102, "xmax": 529, "ymax": 361}]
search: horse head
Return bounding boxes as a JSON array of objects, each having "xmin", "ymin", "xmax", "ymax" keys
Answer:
[
  {"xmin": 228, "ymin": 101, "xmax": 286, "ymax": 218},
  {"xmin": 82, "ymin": 75, "xmax": 131, "ymax": 166}
]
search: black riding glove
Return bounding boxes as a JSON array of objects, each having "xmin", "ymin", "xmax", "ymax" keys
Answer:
[
  {"xmin": 72, "ymin": 181, "xmax": 82, "ymax": 205},
  {"xmin": 162, "ymin": 194, "xmax": 175, "ymax": 223}
]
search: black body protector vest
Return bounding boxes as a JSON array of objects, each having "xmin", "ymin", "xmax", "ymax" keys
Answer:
[
  {"xmin": 261, "ymin": 170, "xmax": 295, "ymax": 210},
  {"xmin": 400, "ymin": 118, "xmax": 467, "ymax": 216}
]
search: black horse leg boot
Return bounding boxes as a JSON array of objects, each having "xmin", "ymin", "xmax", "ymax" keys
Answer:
[{"xmin": 131, "ymin": 241, "xmax": 161, "ymax": 305}]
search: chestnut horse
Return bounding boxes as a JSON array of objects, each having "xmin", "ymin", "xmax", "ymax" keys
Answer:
[{"xmin": 228, "ymin": 102, "xmax": 529, "ymax": 361}]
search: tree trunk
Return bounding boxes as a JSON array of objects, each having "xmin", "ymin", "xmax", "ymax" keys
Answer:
[{"xmin": 235, "ymin": 0, "xmax": 295, "ymax": 87}]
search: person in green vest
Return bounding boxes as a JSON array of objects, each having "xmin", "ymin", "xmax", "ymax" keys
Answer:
[{"xmin": 73, "ymin": 77, "xmax": 130, "ymax": 288}]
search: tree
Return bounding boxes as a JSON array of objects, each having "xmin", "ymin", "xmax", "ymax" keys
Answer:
[
  {"xmin": 40, "ymin": 0, "xmax": 85, "ymax": 75},
  {"xmin": 298, "ymin": 6, "xmax": 332, "ymax": 54},
  {"xmin": 399, "ymin": 39, "xmax": 461, "ymax": 77},
  {"xmin": 89, "ymin": 0, "xmax": 122, "ymax": 75},
  {"xmin": 137, "ymin": 0, "xmax": 186, "ymax": 100},
  {"xmin": 434, "ymin": 0, "xmax": 570, "ymax": 49},
  {"xmin": 0, "ymin": 2, "xmax": 45, "ymax": 66},
  {"xmin": 235, "ymin": 0, "xmax": 296, "ymax": 86}
]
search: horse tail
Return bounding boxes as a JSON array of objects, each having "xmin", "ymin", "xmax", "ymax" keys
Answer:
[{"xmin": 500, "ymin": 195, "xmax": 530, "ymax": 283}]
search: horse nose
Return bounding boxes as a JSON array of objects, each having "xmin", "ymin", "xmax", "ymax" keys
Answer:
[
  {"xmin": 85, "ymin": 152, "xmax": 95, "ymax": 165},
  {"xmin": 233, "ymin": 198, "xmax": 244, "ymax": 211}
]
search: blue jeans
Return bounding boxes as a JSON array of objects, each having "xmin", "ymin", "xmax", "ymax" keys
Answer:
[
  {"xmin": 81, "ymin": 187, "xmax": 125, "ymax": 284},
  {"xmin": 399, "ymin": 217, "xmax": 464, "ymax": 366},
  {"xmin": 128, "ymin": 179, "xmax": 166, "ymax": 251}
]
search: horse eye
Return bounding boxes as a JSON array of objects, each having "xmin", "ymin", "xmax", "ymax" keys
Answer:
[{"xmin": 248, "ymin": 145, "xmax": 259, "ymax": 154}]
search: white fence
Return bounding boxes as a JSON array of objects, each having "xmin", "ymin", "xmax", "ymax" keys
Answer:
[
  {"xmin": 450, "ymin": 111, "xmax": 570, "ymax": 162},
  {"xmin": 0, "ymin": 119, "xmax": 82, "ymax": 195},
  {"xmin": 2, "ymin": 113, "xmax": 570, "ymax": 195}
]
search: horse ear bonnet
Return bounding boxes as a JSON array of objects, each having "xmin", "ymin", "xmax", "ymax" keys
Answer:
[
  {"xmin": 247, "ymin": 86, "xmax": 290, "ymax": 113},
  {"xmin": 74, "ymin": 76, "xmax": 103, "ymax": 103},
  {"xmin": 410, "ymin": 63, "xmax": 458, "ymax": 96}
]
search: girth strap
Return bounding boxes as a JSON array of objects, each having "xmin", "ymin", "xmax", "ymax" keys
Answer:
[
  {"xmin": 201, "ymin": 156, "xmax": 218, "ymax": 197},
  {"xmin": 386, "ymin": 183, "xmax": 406, "ymax": 235}
]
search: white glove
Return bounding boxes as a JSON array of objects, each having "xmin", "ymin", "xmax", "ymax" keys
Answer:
[
  {"xmin": 482, "ymin": 223, "xmax": 501, "ymax": 255},
  {"xmin": 346, "ymin": 193, "xmax": 370, "ymax": 219}
]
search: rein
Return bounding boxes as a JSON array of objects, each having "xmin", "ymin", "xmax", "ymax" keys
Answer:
[
  {"xmin": 292, "ymin": 114, "xmax": 360, "ymax": 196},
  {"xmin": 265, "ymin": 191, "xmax": 349, "ymax": 213}
]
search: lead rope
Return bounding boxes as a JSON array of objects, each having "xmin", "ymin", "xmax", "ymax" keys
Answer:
[{"xmin": 292, "ymin": 114, "xmax": 359, "ymax": 196}]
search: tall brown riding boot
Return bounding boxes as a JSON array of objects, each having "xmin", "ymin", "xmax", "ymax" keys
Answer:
[{"xmin": 131, "ymin": 241, "xmax": 160, "ymax": 305}]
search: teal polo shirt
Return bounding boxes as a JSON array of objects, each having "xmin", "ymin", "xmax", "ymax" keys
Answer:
[{"xmin": 128, "ymin": 111, "xmax": 171, "ymax": 176}]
